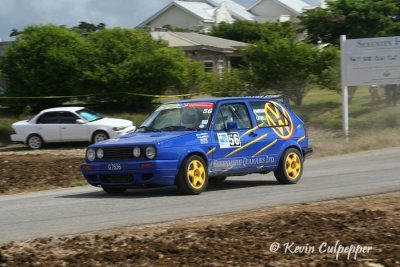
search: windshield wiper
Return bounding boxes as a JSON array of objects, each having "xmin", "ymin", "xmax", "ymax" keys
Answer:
[
  {"xmin": 159, "ymin": 126, "xmax": 196, "ymax": 131},
  {"xmin": 136, "ymin": 126, "xmax": 160, "ymax": 132}
]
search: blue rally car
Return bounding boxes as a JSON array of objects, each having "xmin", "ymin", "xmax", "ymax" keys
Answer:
[{"xmin": 81, "ymin": 96, "xmax": 312, "ymax": 195}]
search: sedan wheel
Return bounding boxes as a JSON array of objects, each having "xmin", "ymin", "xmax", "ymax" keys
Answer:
[
  {"xmin": 92, "ymin": 131, "xmax": 109, "ymax": 143},
  {"xmin": 27, "ymin": 135, "xmax": 43, "ymax": 149}
]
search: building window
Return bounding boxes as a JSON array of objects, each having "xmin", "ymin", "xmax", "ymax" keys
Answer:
[
  {"xmin": 217, "ymin": 58, "xmax": 225, "ymax": 74},
  {"xmin": 203, "ymin": 56, "xmax": 214, "ymax": 72}
]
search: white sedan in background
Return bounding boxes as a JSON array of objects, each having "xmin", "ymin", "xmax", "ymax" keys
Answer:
[{"xmin": 10, "ymin": 107, "xmax": 136, "ymax": 149}]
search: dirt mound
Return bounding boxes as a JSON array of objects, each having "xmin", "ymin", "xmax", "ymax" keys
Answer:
[
  {"xmin": 0, "ymin": 154, "xmax": 84, "ymax": 194},
  {"xmin": 1, "ymin": 193, "xmax": 399, "ymax": 267}
]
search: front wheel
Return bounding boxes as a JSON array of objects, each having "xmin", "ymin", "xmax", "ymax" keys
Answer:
[
  {"xmin": 27, "ymin": 134, "xmax": 44, "ymax": 149},
  {"xmin": 274, "ymin": 148, "xmax": 303, "ymax": 184},
  {"xmin": 176, "ymin": 155, "xmax": 208, "ymax": 195}
]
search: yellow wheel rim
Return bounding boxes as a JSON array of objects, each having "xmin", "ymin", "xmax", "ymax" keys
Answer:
[
  {"xmin": 187, "ymin": 159, "xmax": 206, "ymax": 189},
  {"xmin": 285, "ymin": 152, "xmax": 301, "ymax": 180}
]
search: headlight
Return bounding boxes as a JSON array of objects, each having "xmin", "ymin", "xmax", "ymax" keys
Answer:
[
  {"xmin": 133, "ymin": 146, "xmax": 141, "ymax": 158},
  {"xmin": 86, "ymin": 148, "xmax": 96, "ymax": 161},
  {"xmin": 96, "ymin": 148, "xmax": 104, "ymax": 159},
  {"xmin": 113, "ymin": 126, "xmax": 127, "ymax": 131},
  {"xmin": 145, "ymin": 145, "xmax": 156, "ymax": 159}
]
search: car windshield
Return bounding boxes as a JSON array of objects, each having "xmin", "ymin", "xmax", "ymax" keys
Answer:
[
  {"xmin": 137, "ymin": 102, "xmax": 214, "ymax": 132},
  {"xmin": 76, "ymin": 108, "xmax": 103, "ymax": 122}
]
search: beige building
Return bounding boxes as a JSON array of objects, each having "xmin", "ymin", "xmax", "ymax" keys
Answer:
[
  {"xmin": 248, "ymin": 0, "xmax": 326, "ymax": 23},
  {"xmin": 151, "ymin": 31, "xmax": 247, "ymax": 73},
  {"xmin": 139, "ymin": 0, "xmax": 254, "ymax": 33}
]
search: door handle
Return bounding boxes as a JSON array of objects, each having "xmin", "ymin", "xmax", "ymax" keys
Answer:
[{"xmin": 249, "ymin": 132, "xmax": 258, "ymax": 137}]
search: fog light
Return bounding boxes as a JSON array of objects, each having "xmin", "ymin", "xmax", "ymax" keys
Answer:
[
  {"xmin": 140, "ymin": 163, "xmax": 153, "ymax": 169},
  {"xmin": 81, "ymin": 165, "xmax": 93, "ymax": 171}
]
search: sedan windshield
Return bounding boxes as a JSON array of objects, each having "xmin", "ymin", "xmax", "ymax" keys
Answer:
[
  {"xmin": 76, "ymin": 108, "xmax": 103, "ymax": 122},
  {"xmin": 137, "ymin": 102, "xmax": 214, "ymax": 132}
]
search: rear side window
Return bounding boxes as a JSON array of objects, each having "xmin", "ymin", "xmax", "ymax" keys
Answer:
[
  {"xmin": 36, "ymin": 112, "xmax": 59, "ymax": 124},
  {"xmin": 59, "ymin": 112, "xmax": 79, "ymax": 124},
  {"xmin": 250, "ymin": 101, "xmax": 289, "ymax": 128}
]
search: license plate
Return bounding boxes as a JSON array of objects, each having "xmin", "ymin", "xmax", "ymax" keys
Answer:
[{"xmin": 107, "ymin": 163, "xmax": 122, "ymax": 171}]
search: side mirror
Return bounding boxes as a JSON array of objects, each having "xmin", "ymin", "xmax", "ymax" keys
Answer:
[
  {"xmin": 226, "ymin": 121, "xmax": 238, "ymax": 130},
  {"xmin": 76, "ymin": 119, "xmax": 86, "ymax": 124}
]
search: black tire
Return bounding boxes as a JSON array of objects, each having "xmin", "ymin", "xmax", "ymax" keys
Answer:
[
  {"xmin": 27, "ymin": 134, "xmax": 44, "ymax": 149},
  {"xmin": 176, "ymin": 155, "xmax": 208, "ymax": 195},
  {"xmin": 102, "ymin": 186, "xmax": 127, "ymax": 194},
  {"xmin": 208, "ymin": 176, "xmax": 227, "ymax": 183},
  {"xmin": 274, "ymin": 148, "xmax": 303, "ymax": 184},
  {"xmin": 92, "ymin": 131, "xmax": 109, "ymax": 143}
]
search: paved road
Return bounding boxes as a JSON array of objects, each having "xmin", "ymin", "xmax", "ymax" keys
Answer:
[{"xmin": 1, "ymin": 147, "xmax": 399, "ymax": 243}]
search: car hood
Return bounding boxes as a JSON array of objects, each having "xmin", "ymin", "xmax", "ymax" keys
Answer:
[
  {"xmin": 89, "ymin": 118, "xmax": 133, "ymax": 127},
  {"xmin": 98, "ymin": 131, "xmax": 194, "ymax": 146},
  {"xmin": 12, "ymin": 120, "xmax": 30, "ymax": 126}
]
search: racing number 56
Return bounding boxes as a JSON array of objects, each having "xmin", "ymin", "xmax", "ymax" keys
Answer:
[{"xmin": 228, "ymin": 132, "xmax": 241, "ymax": 147}]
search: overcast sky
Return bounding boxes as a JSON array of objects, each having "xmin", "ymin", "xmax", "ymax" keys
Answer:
[{"xmin": 0, "ymin": 0, "xmax": 255, "ymax": 41}]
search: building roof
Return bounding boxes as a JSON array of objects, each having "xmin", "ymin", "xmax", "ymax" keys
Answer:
[
  {"xmin": 151, "ymin": 31, "xmax": 247, "ymax": 52},
  {"xmin": 176, "ymin": 1, "xmax": 216, "ymax": 22},
  {"xmin": 302, "ymin": 0, "xmax": 323, "ymax": 7},
  {"xmin": 206, "ymin": 0, "xmax": 254, "ymax": 21},
  {"xmin": 278, "ymin": 0, "xmax": 313, "ymax": 14},
  {"xmin": 248, "ymin": 0, "xmax": 318, "ymax": 15},
  {"xmin": 138, "ymin": 0, "xmax": 254, "ymax": 27}
]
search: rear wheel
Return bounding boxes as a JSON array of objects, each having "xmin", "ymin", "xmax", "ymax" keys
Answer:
[
  {"xmin": 27, "ymin": 134, "xmax": 43, "ymax": 149},
  {"xmin": 92, "ymin": 131, "xmax": 109, "ymax": 143},
  {"xmin": 102, "ymin": 186, "xmax": 127, "ymax": 194},
  {"xmin": 274, "ymin": 148, "xmax": 303, "ymax": 184},
  {"xmin": 176, "ymin": 155, "xmax": 208, "ymax": 195},
  {"xmin": 208, "ymin": 176, "xmax": 227, "ymax": 183}
]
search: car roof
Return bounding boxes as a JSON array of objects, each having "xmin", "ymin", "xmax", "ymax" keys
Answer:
[
  {"xmin": 40, "ymin": 107, "xmax": 85, "ymax": 113},
  {"xmin": 165, "ymin": 95, "xmax": 287, "ymax": 105}
]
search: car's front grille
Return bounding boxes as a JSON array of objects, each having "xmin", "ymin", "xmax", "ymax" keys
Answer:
[
  {"xmin": 100, "ymin": 173, "xmax": 133, "ymax": 183},
  {"xmin": 102, "ymin": 147, "xmax": 134, "ymax": 160}
]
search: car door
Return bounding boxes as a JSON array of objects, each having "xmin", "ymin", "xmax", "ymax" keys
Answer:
[
  {"xmin": 59, "ymin": 111, "xmax": 86, "ymax": 141},
  {"xmin": 210, "ymin": 102, "xmax": 263, "ymax": 175},
  {"xmin": 35, "ymin": 112, "xmax": 62, "ymax": 142}
]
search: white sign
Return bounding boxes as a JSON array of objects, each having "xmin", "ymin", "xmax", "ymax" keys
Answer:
[{"xmin": 341, "ymin": 36, "xmax": 400, "ymax": 86}]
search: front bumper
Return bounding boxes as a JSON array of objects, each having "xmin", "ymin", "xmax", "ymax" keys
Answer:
[
  {"xmin": 10, "ymin": 134, "xmax": 25, "ymax": 143},
  {"xmin": 81, "ymin": 159, "xmax": 179, "ymax": 187}
]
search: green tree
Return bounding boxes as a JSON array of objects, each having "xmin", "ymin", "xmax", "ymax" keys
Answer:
[
  {"xmin": 242, "ymin": 39, "xmax": 336, "ymax": 106},
  {"xmin": 300, "ymin": 0, "xmax": 400, "ymax": 45},
  {"xmin": 9, "ymin": 28, "xmax": 22, "ymax": 37},
  {"xmin": 82, "ymin": 28, "xmax": 203, "ymax": 109},
  {"xmin": 317, "ymin": 47, "xmax": 341, "ymax": 93},
  {"xmin": 198, "ymin": 69, "xmax": 251, "ymax": 97},
  {"xmin": 70, "ymin": 21, "xmax": 106, "ymax": 36},
  {"xmin": 210, "ymin": 21, "xmax": 295, "ymax": 43},
  {"xmin": 1, "ymin": 25, "xmax": 91, "ymax": 111}
]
